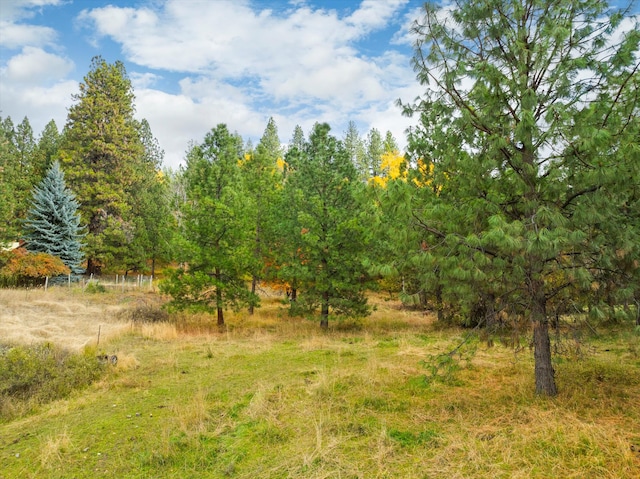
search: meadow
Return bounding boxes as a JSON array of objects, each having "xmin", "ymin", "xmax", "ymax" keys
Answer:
[{"xmin": 0, "ymin": 287, "xmax": 639, "ymax": 478}]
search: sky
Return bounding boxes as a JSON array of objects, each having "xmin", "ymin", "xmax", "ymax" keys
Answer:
[{"xmin": 0, "ymin": 0, "xmax": 427, "ymax": 169}]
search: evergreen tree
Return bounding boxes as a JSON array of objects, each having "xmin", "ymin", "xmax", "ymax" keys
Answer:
[
  {"xmin": 290, "ymin": 125, "xmax": 305, "ymax": 152},
  {"xmin": 343, "ymin": 121, "xmax": 367, "ymax": 180},
  {"xmin": 59, "ymin": 56, "xmax": 145, "ymax": 274},
  {"xmin": 365, "ymin": 128, "xmax": 384, "ymax": 179},
  {"xmin": 161, "ymin": 124, "xmax": 256, "ymax": 326},
  {"xmin": 123, "ymin": 119, "xmax": 175, "ymax": 276},
  {"xmin": 284, "ymin": 123, "xmax": 372, "ymax": 328},
  {"xmin": 403, "ymin": 0, "xmax": 640, "ymax": 395},
  {"xmin": 383, "ymin": 131, "xmax": 399, "ymax": 155},
  {"xmin": 241, "ymin": 117, "xmax": 282, "ymax": 313},
  {"xmin": 0, "ymin": 117, "xmax": 17, "ymax": 243},
  {"xmin": 33, "ymin": 120, "xmax": 61, "ymax": 183},
  {"xmin": 23, "ymin": 161, "xmax": 84, "ymax": 275},
  {"xmin": 0, "ymin": 116, "xmax": 38, "ymax": 238}
]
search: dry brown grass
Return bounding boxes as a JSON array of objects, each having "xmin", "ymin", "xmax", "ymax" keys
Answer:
[
  {"xmin": 39, "ymin": 427, "xmax": 73, "ymax": 467},
  {"xmin": 0, "ymin": 287, "xmax": 130, "ymax": 350}
]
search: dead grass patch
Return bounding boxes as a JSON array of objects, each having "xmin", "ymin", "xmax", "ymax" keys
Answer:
[
  {"xmin": 39, "ymin": 427, "xmax": 73, "ymax": 467},
  {"xmin": 0, "ymin": 287, "xmax": 130, "ymax": 350}
]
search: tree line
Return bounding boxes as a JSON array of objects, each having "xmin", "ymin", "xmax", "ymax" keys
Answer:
[{"xmin": 1, "ymin": 0, "xmax": 638, "ymax": 396}]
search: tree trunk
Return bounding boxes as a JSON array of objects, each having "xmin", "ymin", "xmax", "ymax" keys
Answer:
[
  {"xmin": 215, "ymin": 267, "xmax": 224, "ymax": 327},
  {"xmin": 249, "ymin": 275, "xmax": 257, "ymax": 315},
  {"xmin": 435, "ymin": 284, "xmax": 444, "ymax": 322},
  {"xmin": 320, "ymin": 291, "xmax": 329, "ymax": 329},
  {"xmin": 151, "ymin": 256, "xmax": 156, "ymax": 278},
  {"xmin": 533, "ymin": 319, "xmax": 556, "ymax": 396},
  {"xmin": 86, "ymin": 257, "xmax": 100, "ymax": 276},
  {"xmin": 217, "ymin": 305, "xmax": 224, "ymax": 327},
  {"xmin": 531, "ymin": 279, "xmax": 557, "ymax": 396}
]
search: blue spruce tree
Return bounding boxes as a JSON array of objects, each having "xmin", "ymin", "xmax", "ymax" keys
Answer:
[{"xmin": 24, "ymin": 161, "xmax": 85, "ymax": 275}]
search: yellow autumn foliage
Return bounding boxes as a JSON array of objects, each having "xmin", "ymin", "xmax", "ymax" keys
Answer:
[{"xmin": 369, "ymin": 150, "xmax": 406, "ymax": 187}]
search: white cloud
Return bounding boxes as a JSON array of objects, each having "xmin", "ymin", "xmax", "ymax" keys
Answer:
[
  {"xmin": 1, "ymin": 0, "xmax": 425, "ymax": 170},
  {"xmin": 0, "ymin": 21, "xmax": 57, "ymax": 48},
  {"xmin": 130, "ymin": 71, "xmax": 161, "ymax": 90},
  {"xmin": 75, "ymin": 0, "xmax": 419, "ymax": 154},
  {"xmin": 76, "ymin": 0, "xmax": 411, "ymax": 105},
  {"xmin": 346, "ymin": 0, "xmax": 409, "ymax": 33},
  {"xmin": 0, "ymin": 0, "xmax": 64, "ymax": 21},
  {"xmin": 0, "ymin": 0, "xmax": 64, "ymax": 48},
  {"xmin": 135, "ymin": 86, "xmax": 268, "ymax": 169},
  {"xmin": 0, "ymin": 77, "xmax": 77, "ymax": 134},
  {"xmin": 3, "ymin": 46, "xmax": 73, "ymax": 84}
]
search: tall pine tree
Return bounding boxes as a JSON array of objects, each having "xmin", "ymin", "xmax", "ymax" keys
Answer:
[
  {"xmin": 241, "ymin": 117, "xmax": 282, "ymax": 313},
  {"xmin": 23, "ymin": 161, "xmax": 85, "ymax": 275},
  {"xmin": 161, "ymin": 124, "xmax": 256, "ymax": 326},
  {"xmin": 403, "ymin": 0, "xmax": 640, "ymax": 395},
  {"xmin": 284, "ymin": 123, "xmax": 372, "ymax": 328},
  {"xmin": 59, "ymin": 56, "xmax": 145, "ymax": 274}
]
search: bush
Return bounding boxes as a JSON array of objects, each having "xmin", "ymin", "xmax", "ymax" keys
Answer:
[
  {"xmin": 0, "ymin": 248, "xmax": 70, "ymax": 287},
  {"xmin": 121, "ymin": 300, "xmax": 170, "ymax": 323},
  {"xmin": 0, "ymin": 343, "xmax": 105, "ymax": 421},
  {"xmin": 84, "ymin": 281, "xmax": 106, "ymax": 293}
]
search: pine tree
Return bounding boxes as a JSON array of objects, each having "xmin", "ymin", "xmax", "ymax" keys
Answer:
[
  {"xmin": 290, "ymin": 125, "xmax": 305, "ymax": 152},
  {"xmin": 33, "ymin": 120, "xmax": 61, "ymax": 183},
  {"xmin": 59, "ymin": 56, "xmax": 145, "ymax": 274},
  {"xmin": 365, "ymin": 128, "xmax": 384, "ymax": 179},
  {"xmin": 0, "ymin": 117, "xmax": 17, "ymax": 244},
  {"xmin": 403, "ymin": 0, "xmax": 640, "ymax": 395},
  {"xmin": 343, "ymin": 121, "xmax": 367, "ymax": 180},
  {"xmin": 241, "ymin": 117, "xmax": 282, "ymax": 313},
  {"xmin": 23, "ymin": 161, "xmax": 85, "ymax": 275},
  {"xmin": 160, "ymin": 124, "xmax": 256, "ymax": 326},
  {"xmin": 284, "ymin": 123, "xmax": 372, "ymax": 328}
]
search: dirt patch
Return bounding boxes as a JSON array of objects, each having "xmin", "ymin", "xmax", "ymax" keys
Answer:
[{"xmin": 0, "ymin": 288, "xmax": 131, "ymax": 350}]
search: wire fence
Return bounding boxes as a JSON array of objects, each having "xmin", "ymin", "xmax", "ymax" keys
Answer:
[{"xmin": 44, "ymin": 274, "xmax": 155, "ymax": 292}]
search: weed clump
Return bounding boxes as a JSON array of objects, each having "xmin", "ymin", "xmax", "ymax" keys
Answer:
[
  {"xmin": 0, "ymin": 342, "xmax": 105, "ymax": 421},
  {"xmin": 121, "ymin": 300, "xmax": 170, "ymax": 324}
]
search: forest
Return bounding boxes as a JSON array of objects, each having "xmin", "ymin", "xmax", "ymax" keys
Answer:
[{"xmin": 1, "ymin": 0, "xmax": 639, "ymax": 401}]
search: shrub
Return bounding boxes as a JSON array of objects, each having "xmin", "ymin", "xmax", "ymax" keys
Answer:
[
  {"xmin": 84, "ymin": 281, "xmax": 106, "ymax": 293},
  {"xmin": 0, "ymin": 343, "xmax": 105, "ymax": 421},
  {"xmin": 121, "ymin": 300, "xmax": 170, "ymax": 323},
  {"xmin": 0, "ymin": 248, "xmax": 70, "ymax": 287}
]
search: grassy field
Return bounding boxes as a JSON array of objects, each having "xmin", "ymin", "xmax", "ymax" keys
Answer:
[{"xmin": 0, "ymin": 287, "xmax": 639, "ymax": 478}]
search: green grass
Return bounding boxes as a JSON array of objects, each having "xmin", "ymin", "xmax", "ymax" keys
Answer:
[{"xmin": 0, "ymin": 291, "xmax": 639, "ymax": 478}]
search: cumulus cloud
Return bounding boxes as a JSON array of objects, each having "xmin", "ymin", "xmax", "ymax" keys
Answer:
[
  {"xmin": 346, "ymin": 0, "xmax": 409, "ymax": 33},
  {"xmin": 3, "ymin": 46, "xmax": 73, "ymax": 84},
  {"xmin": 0, "ymin": 0, "xmax": 64, "ymax": 21},
  {"xmin": 0, "ymin": 77, "xmax": 77, "ymax": 132},
  {"xmin": 0, "ymin": 21, "xmax": 57, "ymax": 48},
  {"xmin": 0, "ymin": 0, "xmax": 64, "ymax": 48},
  {"xmin": 1, "ymin": 0, "xmax": 424, "ymax": 169},
  {"xmin": 73, "ymin": 0, "xmax": 421, "ymax": 167},
  {"xmin": 77, "ymin": 1, "xmax": 414, "ymax": 104}
]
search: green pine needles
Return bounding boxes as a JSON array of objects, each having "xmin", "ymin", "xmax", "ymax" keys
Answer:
[{"xmin": 24, "ymin": 161, "xmax": 85, "ymax": 275}]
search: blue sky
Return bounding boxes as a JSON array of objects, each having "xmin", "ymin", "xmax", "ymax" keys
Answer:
[{"xmin": 0, "ymin": 0, "xmax": 426, "ymax": 169}]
